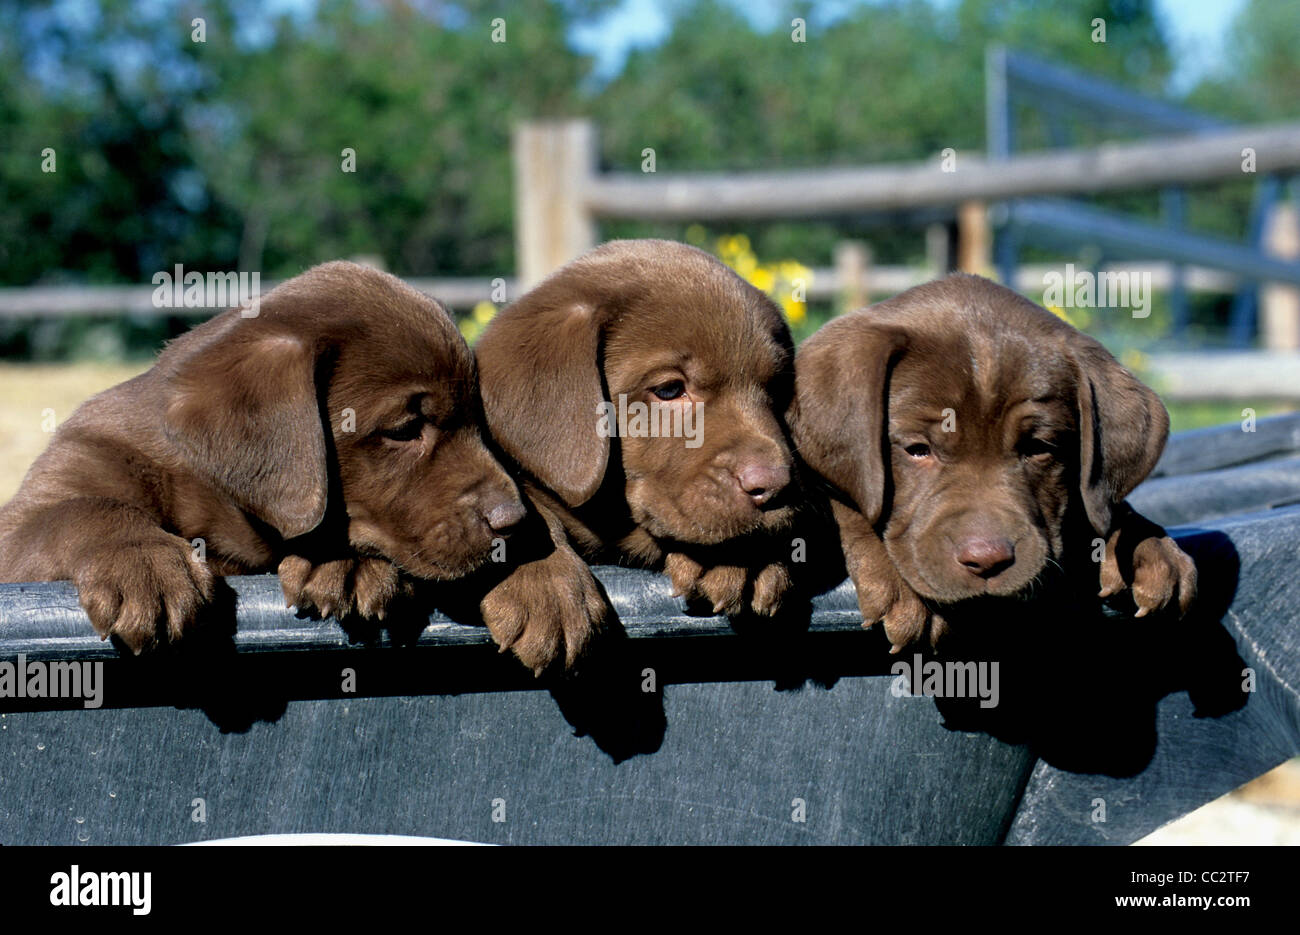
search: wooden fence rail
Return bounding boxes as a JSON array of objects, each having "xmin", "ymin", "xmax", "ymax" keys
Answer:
[
  {"xmin": 0, "ymin": 261, "xmax": 1250, "ymax": 319},
  {"xmin": 513, "ymin": 119, "xmax": 1300, "ymax": 288}
]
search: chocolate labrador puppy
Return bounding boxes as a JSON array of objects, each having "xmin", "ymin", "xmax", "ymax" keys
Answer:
[
  {"xmin": 0, "ymin": 261, "xmax": 526, "ymax": 654},
  {"xmin": 790, "ymin": 273, "xmax": 1196, "ymax": 650},
  {"xmin": 474, "ymin": 239, "xmax": 802, "ymax": 664}
]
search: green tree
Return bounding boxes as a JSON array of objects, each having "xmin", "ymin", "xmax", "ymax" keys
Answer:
[
  {"xmin": 592, "ymin": 0, "xmax": 1176, "ymax": 264},
  {"xmin": 0, "ymin": 0, "xmax": 240, "ymax": 284},
  {"xmin": 186, "ymin": 0, "xmax": 592, "ymax": 277},
  {"xmin": 1185, "ymin": 0, "xmax": 1300, "ymax": 121}
]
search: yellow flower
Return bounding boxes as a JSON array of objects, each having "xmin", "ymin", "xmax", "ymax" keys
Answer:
[
  {"xmin": 779, "ymin": 260, "xmax": 812, "ymax": 284},
  {"xmin": 472, "ymin": 300, "xmax": 497, "ymax": 325},
  {"xmin": 1046, "ymin": 302, "xmax": 1093, "ymax": 331},
  {"xmin": 710, "ymin": 233, "xmax": 812, "ymax": 326},
  {"xmin": 1121, "ymin": 348, "xmax": 1148, "ymax": 373},
  {"xmin": 749, "ymin": 268, "xmax": 775, "ymax": 293},
  {"xmin": 685, "ymin": 224, "xmax": 708, "ymax": 246}
]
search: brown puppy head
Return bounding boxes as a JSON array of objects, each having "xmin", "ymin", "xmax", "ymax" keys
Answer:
[
  {"xmin": 791, "ymin": 273, "xmax": 1167, "ymax": 604},
  {"xmin": 159, "ymin": 261, "xmax": 524, "ymax": 579},
  {"xmin": 476, "ymin": 239, "xmax": 796, "ymax": 546}
]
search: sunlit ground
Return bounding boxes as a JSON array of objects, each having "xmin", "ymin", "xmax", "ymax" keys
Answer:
[
  {"xmin": 1137, "ymin": 760, "xmax": 1300, "ymax": 845},
  {"xmin": 0, "ymin": 362, "xmax": 149, "ymax": 501},
  {"xmin": 0, "ymin": 361, "xmax": 1297, "ymax": 844}
]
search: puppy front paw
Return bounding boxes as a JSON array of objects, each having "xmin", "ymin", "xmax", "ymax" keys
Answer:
[
  {"xmin": 76, "ymin": 534, "xmax": 216, "ymax": 653},
  {"xmin": 278, "ymin": 554, "xmax": 412, "ymax": 621},
  {"xmin": 830, "ymin": 499, "xmax": 935, "ymax": 651},
  {"xmin": 664, "ymin": 552, "xmax": 792, "ymax": 616},
  {"xmin": 1099, "ymin": 528, "xmax": 1197, "ymax": 619},
  {"xmin": 847, "ymin": 557, "xmax": 931, "ymax": 652},
  {"xmin": 480, "ymin": 547, "xmax": 608, "ymax": 675}
]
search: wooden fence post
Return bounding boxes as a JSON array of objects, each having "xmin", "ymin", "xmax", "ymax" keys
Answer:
[
  {"xmin": 925, "ymin": 223, "xmax": 952, "ymax": 276},
  {"xmin": 512, "ymin": 119, "xmax": 598, "ymax": 291},
  {"xmin": 957, "ymin": 201, "xmax": 991, "ymax": 275},
  {"xmin": 1261, "ymin": 200, "xmax": 1300, "ymax": 351},
  {"xmin": 834, "ymin": 240, "xmax": 871, "ymax": 312}
]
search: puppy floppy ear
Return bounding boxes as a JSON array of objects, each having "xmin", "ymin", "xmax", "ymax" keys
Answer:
[
  {"xmin": 475, "ymin": 299, "xmax": 609, "ymax": 508},
  {"xmin": 1068, "ymin": 332, "xmax": 1169, "ymax": 534},
  {"xmin": 162, "ymin": 320, "xmax": 329, "ymax": 539},
  {"xmin": 790, "ymin": 320, "xmax": 907, "ymax": 525}
]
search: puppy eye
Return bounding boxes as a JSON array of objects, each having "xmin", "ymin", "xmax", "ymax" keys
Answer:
[
  {"xmin": 379, "ymin": 419, "xmax": 425, "ymax": 442},
  {"xmin": 904, "ymin": 443, "xmax": 932, "ymax": 459},
  {"xmin": 651, "ymin": 380, "xmax": 686, "ymax": 401},
  {"xmin": 1020, "ymin": 437, "xmax": 1056, "ymax": 459}
]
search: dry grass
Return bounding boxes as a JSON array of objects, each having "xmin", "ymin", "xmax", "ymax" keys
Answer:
[{"xmin": 0, "ymin": 362, "xmax": 149, "ymax": 502}]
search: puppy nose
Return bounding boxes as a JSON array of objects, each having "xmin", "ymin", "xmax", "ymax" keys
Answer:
[
  {"xmin": 484, "ymin": 499, "xmax": 526, "ymax": 533},
  {"xmin": 736, "ymin": 462, "xmax": 790, "ymax": 506},
  {"xmin": 954, "ymin": 536, "xmax": 1015, "ymax": 578}
]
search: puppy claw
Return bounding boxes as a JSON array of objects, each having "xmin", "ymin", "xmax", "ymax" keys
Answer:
[
  {"xmin": 665, "ymin": 552, "xmax": 791, "ymax": 620},
  {"xmin": 1098, "ymin": 525, "xmax": 1197, "ymax": 620},
  {"xmin": 75, "ymin": 532, "xmax": 215, "ymax": 652},
  {"xmin": 277, "ymin": 554, "xmax": 407, "ymax": 623},
  {"xmin": 480, "ymin": 545, "xmax": 605, "ymax": 674},
  {"xmin": 750, "ymin": 562, "xmax": 792, "ymax": 616}
]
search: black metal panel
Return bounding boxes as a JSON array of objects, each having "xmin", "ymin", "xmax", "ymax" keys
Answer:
[
  {"xmin": 1007, "ymin": 507, "xmax": 1300, "ymax": 844},
  {"xmin": 1131, "ymin": 455, "xmax": 1300, "ymax": 526},
  {"xmin": 1, "ymin": 503, "xmax": 1297, "ymax": 845},
  {"xmin": 0, "ymin": 682, "xmax": 1036, "ymax": 846},
  {"xmin": 2, "ymin": 404, "xmax": 1299, "ymax": 846},
  {"xmin": 1152, "ymin": 413, "xmax": 1300, "ymax": 478},
  {"xmin": 0, "ymin": 574, "xmax": 1039, "ymax": 845}
]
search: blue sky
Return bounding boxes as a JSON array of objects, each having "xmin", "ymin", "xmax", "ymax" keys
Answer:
[{"xmin": 569, "ymin": 0, "xmax": 1248, "ymax": 91}]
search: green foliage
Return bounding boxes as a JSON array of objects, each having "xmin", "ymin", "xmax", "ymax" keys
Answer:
[
  {"xmin": 1185, "ymin": 0, "xmax": 1300, "ymax": 122},
  {"xmin": 0, "ymin": 1, "xmax": 242, "ymax": 283},
  {"xmin": 1167, "ymin": 400, "xmax": 1296, "ymax": 434},
  {"xmin": 594, "ymin": 0, "xmax": 1178, "ymax": 262},
  {"xmin": 0, "ymin": 0, "xmax": 1293, "ymax": 320},
  {"xmin": 185, "ymin": 0, "xmax": 591, "ymax": 277},
  {"xmin": 0, "ymin": 0, "xmax": 592, "ymax": 283}
]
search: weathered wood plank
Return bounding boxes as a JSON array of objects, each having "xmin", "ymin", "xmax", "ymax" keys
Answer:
[
  {"xmin": 0, "ymin": 278, "xmax": 519, "ymax": 316},
  {"xmin": 583, "ymin": 122, "xmax": 1300, "ymax": 220}
]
